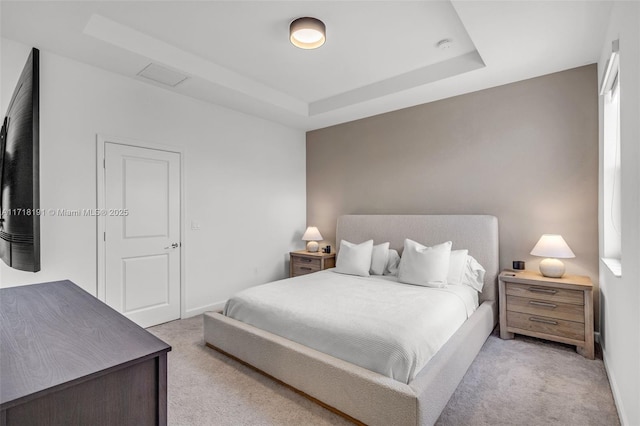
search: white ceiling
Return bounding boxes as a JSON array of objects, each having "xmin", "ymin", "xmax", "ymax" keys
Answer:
[{"xmin": 0, "ymin": 1, "xmax": 612, "ymax": 130}]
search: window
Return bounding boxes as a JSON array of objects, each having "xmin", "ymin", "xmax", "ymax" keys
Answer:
[{"xmin": 601, "ymin": 40, "xmax": 621, "ymax": 276}]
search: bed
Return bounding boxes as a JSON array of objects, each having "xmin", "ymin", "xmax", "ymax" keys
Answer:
[{"xmin": 204, "ymin": 215, "xmax": 499, "ymax": 425}]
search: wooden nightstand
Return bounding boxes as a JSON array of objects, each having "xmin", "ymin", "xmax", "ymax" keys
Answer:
[
  {"xmin": 289, "ymin": 250, "xmax": 336, "ymax": 278},
  {"xmin": 499, "ymin": 270, "xmax": 594, "ymax": 359}
]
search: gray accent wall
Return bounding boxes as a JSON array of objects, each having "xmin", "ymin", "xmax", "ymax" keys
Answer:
[{"xmin": 307, "ymin": 65, "xmax": 598, "ymax": 326}]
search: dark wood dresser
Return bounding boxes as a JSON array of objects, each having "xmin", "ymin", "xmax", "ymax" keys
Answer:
[{"xmin": 0, "ymin": 280, "xmax": 171, "ymax": 425}]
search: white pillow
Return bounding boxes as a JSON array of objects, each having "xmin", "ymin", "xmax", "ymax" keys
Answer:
[
  {"xmin": 335, "ymin": 240, "xmax": 374, "ymax": 277},
  {"xmin": 462, "ymin": 255, "xmax": 486, "ymax": 292},
  {"xmin": 447, "ymin": 249, "xmax": 469, "ymax": 285},
  {"xmin": 384, "ymin": 249, "xmax": 401, "ymax": 276},
  {"xmin": 397, "ymin": 239, "xmax": 452, "ymax": 287},
  {"xmin": 370, "ymin": 242, "xmax": 390, "ymax": 275}
]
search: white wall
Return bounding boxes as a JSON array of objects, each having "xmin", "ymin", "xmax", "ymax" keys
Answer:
[
  {"xmin": 0, "ymin": 38, "xmax": 307, "ymax": 316},
  {"xmin": 597, "ymin": 3, "xmax": 640, "ymax": 425}
]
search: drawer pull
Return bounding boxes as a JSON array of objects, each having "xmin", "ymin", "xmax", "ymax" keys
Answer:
[
  {"xmin": 300, "ymin": 267, "xmax": 313, "ymax": 271},
  {"xmin": 301, "ymin": 258, "xmax": 312, "ymax": 262},
  {"xmin": 529, "ymin": 317, "xmax": 558, "ymax": 325},
  {"xmin": 528, "ymin": 287, "xmax": 558, "ymax": 295},
  {"xmin": 529, "ymin": 301, "xmax": 557, "ymax": 309}
]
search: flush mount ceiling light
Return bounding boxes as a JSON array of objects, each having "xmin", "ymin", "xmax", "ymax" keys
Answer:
[{"xmin": 290, "ymin": 17, "xmax": 326, "ymax": 49}]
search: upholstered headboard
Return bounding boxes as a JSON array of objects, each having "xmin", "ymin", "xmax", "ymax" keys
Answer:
[{"xmin": 335, "ymin": 215, "xmax": 499, "ymax": 303}]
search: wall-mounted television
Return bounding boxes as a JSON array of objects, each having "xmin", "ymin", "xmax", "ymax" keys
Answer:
[{"xmin": 0, "ymin": 47, "xmax": 40, "ymax": 272}]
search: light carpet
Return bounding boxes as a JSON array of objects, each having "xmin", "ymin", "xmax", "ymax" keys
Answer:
[{"xmin": 148, "ymin": 315, "xmax": 619, "ymax": 426}]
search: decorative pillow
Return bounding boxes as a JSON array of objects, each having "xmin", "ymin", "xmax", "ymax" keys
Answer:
[
  {"xmin": 462, "ymin": 255, "xmax": 486, "ymax": 292},
  {"xmin": 384, "ymin": 249, "xmax": 401, "ymax": 276},
  {"xmin": 335, "ymin": 239, "xmax": 374, "ymax": 277},
  {"xmin": 447, "ymin": 249, "xmax": 469, "ymax": 285},
  {"xmin": 370, "ymin": 242, "xmax": 390, "ymax": 275},
  {"xmin": 397, "ymin": 239, "xmax": 452, "ymax": 287}
]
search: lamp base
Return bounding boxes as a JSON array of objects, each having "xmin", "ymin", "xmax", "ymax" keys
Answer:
[
  {"xmin": 306, "ymin": 241, "xmax": 320, "ymax": 252},
  {"xmin": 539, "ymin": 258, "xmax": 565, "ymax": 278}
]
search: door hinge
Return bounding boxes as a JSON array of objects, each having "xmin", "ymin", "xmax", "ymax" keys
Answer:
[
  {"xmin": 103, "ymin": 159, "xmax": 105, "ymax": 169},
  {"xmin": 103, "ymin": 232, "xmax": 106, "ymax": 242}
]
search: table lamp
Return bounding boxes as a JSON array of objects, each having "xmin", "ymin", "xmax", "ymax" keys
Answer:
[
  {"xmin": 530, "ymin": 234, "xmax": 575, "ymax": 278},
  {"xmin": 302, "ymin": 226, "xmax": 323, "ymax": 252}
]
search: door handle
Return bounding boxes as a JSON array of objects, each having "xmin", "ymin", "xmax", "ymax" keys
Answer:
[{"xmin": 164, "ymin": 243, "xmax": 179, "ymax": 249}]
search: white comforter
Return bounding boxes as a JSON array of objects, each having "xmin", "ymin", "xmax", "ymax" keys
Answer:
[{"xmin": 224, "ymin": 270, "xmax": 478, "ymax": 384}]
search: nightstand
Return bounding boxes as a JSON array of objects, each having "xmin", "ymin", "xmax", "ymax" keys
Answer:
[
  {"xmin": 289, "ymin": 250, "xmax": 336, "ymax": 278},
  {"xmin": 499, "ymin": 270, "xmax": 594, "ymax": 359}
]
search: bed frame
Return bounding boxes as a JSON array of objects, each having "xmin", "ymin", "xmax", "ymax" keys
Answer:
[{"xmin": 204, "ymin": 215, "xmax": 499, "ymax": 425}]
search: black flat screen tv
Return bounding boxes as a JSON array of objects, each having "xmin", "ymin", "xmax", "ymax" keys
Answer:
[{"xmin": 0, "ymin": 47, "xmax": 40, "ymax": 272}]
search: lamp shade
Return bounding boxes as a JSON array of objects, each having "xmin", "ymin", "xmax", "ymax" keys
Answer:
[
  {"xmin": 302, "ymin": 226, "xmax": 323, "ymax": 241},
  {"xmin": 530, "ymin": 234, "xmax": 575, "ymax": 258}
]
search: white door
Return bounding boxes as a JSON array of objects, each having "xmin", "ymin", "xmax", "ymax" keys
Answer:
[{"xmin": 104, "ymin": 142, "xmax": 181, "ymax": 328}]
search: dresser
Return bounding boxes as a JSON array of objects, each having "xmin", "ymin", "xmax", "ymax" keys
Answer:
[
  {"xmin": 0, "ymin": 280, "xmax": 171, "ymax": 425},
  {"xmin": 289, "ymin": 250, "xmax": 336, "ymax": 277},
  {"xmin": 499, "ymin": 270, "xmax": 594, "ymax": 359}
]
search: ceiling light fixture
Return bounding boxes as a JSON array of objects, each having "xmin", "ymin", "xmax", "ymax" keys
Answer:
[{"xmin": 290, "ymin": 17, "xmax": 326, "ymax": 50}]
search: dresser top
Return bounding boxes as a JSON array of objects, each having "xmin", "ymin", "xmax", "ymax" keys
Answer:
[
  {"xmin": 500, "ymin": 269, "xmax": 593, "ymax": 288},
  {"xmin": 0, "ymin": 280, "xmax": 171, "ymax": 408},
  {"xmin": 290, "ymin": 250, "xmax": 335, "ymax": 258}
]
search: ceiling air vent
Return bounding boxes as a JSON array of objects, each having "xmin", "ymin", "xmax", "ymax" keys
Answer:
[{"xmin": 137, "ymin": 63, "xmax": 188, "ymax": 87}]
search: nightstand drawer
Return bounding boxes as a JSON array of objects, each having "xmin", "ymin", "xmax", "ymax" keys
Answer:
[
  {"xmin": 507, "ymin": 311, "xmax": 585, "ymax": 341},
  {"xmin": 506, "ymin": 295, "xmax": 585, "ymax": 323},
  {"xmin": 292, "ymin": 263, "xmax": 320, "ymax": 276},
  {"xmin": 292, "ymin": 257, "xmax": 322, "ymax": 269},
  {"xmin": 506, "ymin": 282, "xmax": 583, "ymax": 305}
]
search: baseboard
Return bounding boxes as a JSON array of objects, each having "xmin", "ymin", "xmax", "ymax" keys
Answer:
[
  {"xmin": 184, "ymin": 301, "xmax": 225, "ymax": 318},
  {"xmin": 602, "ymin": 349, "xmax": 628, "ymax": 425}
]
